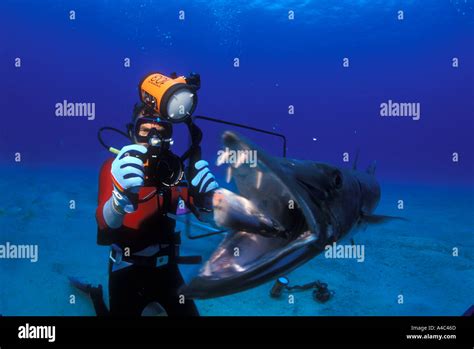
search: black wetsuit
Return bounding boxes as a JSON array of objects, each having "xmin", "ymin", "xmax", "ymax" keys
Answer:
[
  {"xmin": 94, "ymin": 158, "xmax": 200, "ymax": 316},
  {"xmin": 108, "ymin": 261, "xmax": 198, "ymax": 316}
]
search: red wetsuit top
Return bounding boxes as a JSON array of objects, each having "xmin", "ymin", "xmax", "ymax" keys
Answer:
[{"xmin": 95, "ymin": 158, "xmax": 194, "ymax": 252}]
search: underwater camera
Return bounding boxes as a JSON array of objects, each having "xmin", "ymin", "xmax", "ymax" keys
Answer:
[
  {"xmin": 143, "ymin": 147, "xmax": 184, "ymax": 188},
  {"xmin": 98, "ymin": 72, "xmax": 203, "ymax": 188},
  {"xmin": 127, "ymin": 114, "xmax": 184, "ymax": 188},
  {"xmin": 98, "ymin": 123, "xmax": 185, "ymax": 188}
]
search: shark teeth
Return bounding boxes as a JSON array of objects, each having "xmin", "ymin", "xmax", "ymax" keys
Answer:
[
  {"xmin": 226, "ymin": 166, "xmax": 232, "ymax": 183},
  {"xmin": 256, "ymin": 170, "xmax": 262, "ymax": 189}
]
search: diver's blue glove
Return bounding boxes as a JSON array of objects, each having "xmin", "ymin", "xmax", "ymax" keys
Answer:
[
  {"xmin": 191, "ymin": 160, "xmax": 219, "ymax": 194},
  {"xmin": 110, "ymin": 144, "xmax": 147, "ymax": 213}
]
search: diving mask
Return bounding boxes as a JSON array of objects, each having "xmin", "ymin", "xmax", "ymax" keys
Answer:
[{"xmin": 133, "ymin": 116, "xmax": 173, "ymax": 148}]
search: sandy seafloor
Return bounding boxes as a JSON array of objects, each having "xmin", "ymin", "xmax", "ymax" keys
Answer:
[{"xmin": 0, "ymin": 165, "xmax": 473, "ymax": 316}]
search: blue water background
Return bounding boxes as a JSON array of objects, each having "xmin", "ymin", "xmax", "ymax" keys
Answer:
[{"xmin": 0, "ymin": 1, "xmax": 473, "ymax": 315}]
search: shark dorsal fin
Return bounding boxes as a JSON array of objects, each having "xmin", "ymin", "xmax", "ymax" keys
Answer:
[{"xmin": 352, "ymin": 149, "xmax": 360, "ymax": 170}]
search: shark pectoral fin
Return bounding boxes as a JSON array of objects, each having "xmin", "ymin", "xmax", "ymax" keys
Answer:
[{"xmin": 360, "ymin": 214, "xmax": 407, "ymax": 225}]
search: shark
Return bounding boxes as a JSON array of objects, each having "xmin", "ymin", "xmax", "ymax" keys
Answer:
[{"xmin": 181, "ymin": 131, "xmax": 395, "ymax": 299}]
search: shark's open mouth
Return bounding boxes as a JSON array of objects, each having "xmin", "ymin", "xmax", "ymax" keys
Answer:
[{"xmin": 181, "ymin": 131, "xmax": 326, "ymax": 299}]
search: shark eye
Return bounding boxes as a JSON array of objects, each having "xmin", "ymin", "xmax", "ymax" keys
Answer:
[{"xmin": 333, "ymin": 172, "xmax": 343, "ymax": 189}]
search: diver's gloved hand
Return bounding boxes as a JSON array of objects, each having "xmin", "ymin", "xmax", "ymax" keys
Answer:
[
  {"xmin": 191, "ymin": 160, "xmax": 219, "ymax": 194},
  {"xmin": 110, "ymin": 144, "xmax": 147, "ymax": 214}
]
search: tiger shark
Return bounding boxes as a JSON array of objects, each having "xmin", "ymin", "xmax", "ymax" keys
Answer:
[{"xmin": 180, "ymin": 131, "xmax": 394, "ymax": 299}]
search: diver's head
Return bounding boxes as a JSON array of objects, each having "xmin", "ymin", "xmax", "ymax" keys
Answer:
[{"xmin": 128, "ymin": 103, "xmax": 174, "ymax": 149}]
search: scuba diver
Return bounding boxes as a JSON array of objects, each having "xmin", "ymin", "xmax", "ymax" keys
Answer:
[
  {"xmin": 71, "ymin": 72, "xmax": 219, "ymax": 316},
  {"xmin": 70, "ymin": 71, "xmax": 289, "ymax": 314}
]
